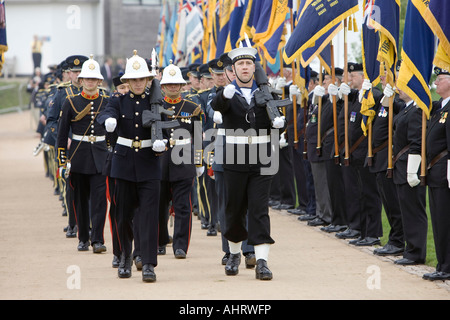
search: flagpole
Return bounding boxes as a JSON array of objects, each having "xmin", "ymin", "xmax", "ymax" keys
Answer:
[
  {"xmin": 420, "ymin": 111, "xmax": 426, "ymax": 185},
  {"xmin": 387, "ymin": 72, "xmax": 394, "ymax": 178},
  {"xmin": 343, "ymin": 19, "xmax": 349, "ymax": 166},
  {"xmin": 330, "ymin": 41, "xmax": 340, "ymax": 164},
  {"xmin": 289, "ymin": 9, "xmax": 299, "ymax": 149},
  {"xmin": 316, "ymin": 62, "xmax": 323, "ymax": 156}
]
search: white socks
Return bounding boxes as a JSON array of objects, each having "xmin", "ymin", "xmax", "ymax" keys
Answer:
[
  {"xmin": 228, "ymin": 241, "xmax": 242, "ymax": 255},
  {"xmin": 255, "ymin": 244, "xmax": 271, "ymax": 262}
]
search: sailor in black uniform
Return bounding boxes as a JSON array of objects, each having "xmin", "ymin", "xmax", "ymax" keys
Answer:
[
  {"xmin": 212, "ymin": 41, "xmax": 286, "ymax": 280},
  {"xmin": 423, "ymin": 67, "xmax": 450, "ymax": 281},
  {"xmin": 56, "ymin": 55, "xmax": 109, "ymax": 253}
]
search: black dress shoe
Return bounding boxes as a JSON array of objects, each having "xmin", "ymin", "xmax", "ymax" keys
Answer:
[
  {"xmin": 394, "ymin": 258, "xmax": 422, "ymax": 265},
  {"xmin": 321, "ymin": 224, "xmax": 347, "ymax": 233},
  {"xmin": 288, "ymin": 207, "xmax": 307, "ymax": 215},
  {"xmin": 244, "ymin": 253, "xmax": 256, "ymax": 269},
  {"xmin": 158, "ymin": 246, "xmax": 166, "ymax": 255},
  {"xmin": 373, "ymin": 244, "xmax": 404, "ymax": 256},
  {"xmin": 66, "ymin": 225, "xmax": 77, "ymax": 238},
  {"xmin": 353, "ymin": 237, "xmax": 381, "ymax": 246},
  {"xmin": 336, "ymin": 228, "xmax": 360, "ymax": 239},
  {"xmin": 207, "ymin": 225, "xmax": 217, "ymax": 236},
  {"xmin": 112, "ymin": 255, "xmax": 120, "ymax": 268},
  {"xmin": 225, "ymin": 253, "xmax": 241, "ymax": 275},
  {"xmin": 273, "ymin": 203, "xmax": 294, "ymax": 210},
  {"xmin": 92, "ymin": 242, "xmax": 106, "ymax": 253},
  {"xmin": 422, "ymin": 271, "xmax": 450, "ymax": 281},
  {"xmin": 221, "ymin": 253, "xmax": 230, "ymax": 265},
  {"xmin": 77, "ymin": 241, "xmax": 89, "ymax": 251},
  {"xmin": 118, "ymin": 254, "xmax": 132, "ymax": 278},
  {"xmin": 268, "ymin": 200, "xmax": 280, "ymax": 207},
  {"xmin": 201, "ymin": 223, "xmax": 209, "ymax": 230},
  {"xmin": 255, "ymin": 259, "xmax": 272, "ymax": 280},
  {"xmin": 174, "ymin": 248, "xmax": 186, "ymax": 259},
  {"xmin": 134, "ymin": 255, "xmax": 142, "ymax": 270},
  {"xmin": 298, "ymin": 214, "xmax": 316, "ymax": 221},
  {"xmin": 307, "ymin": 217, "xmax": 327, "ymax": 226},
  {"xmin": 142, "ymin": 264, "xmax": 156, "ymax": 282}
]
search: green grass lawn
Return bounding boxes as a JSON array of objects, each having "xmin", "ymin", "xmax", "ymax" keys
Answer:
[{"xmin": 0, "ymin": 79, "xmax": 31, "ymax": 111}]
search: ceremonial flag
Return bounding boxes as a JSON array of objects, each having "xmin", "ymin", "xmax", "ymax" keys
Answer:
[
  {"xmin": 228, "ymin": 0, "xmax": 249, "ymax": 50},
  {"xmin": 283, "ymin": 0, "xmax": 359, "ymax": 64},
  {"xmin": 0, "ymin": 0, "xmax": 7, "ymax": 76},
  {"xmin": 397, "ymin": 0, "xmax": 435, "ymax": 119},
  {"xmin": 165, "ymin": 1, "xmax": 178, "ymax": 66},
  {"xmin": 156, "ymin": 0, "xmax": 170, "ymax": 65},
  {"xmin": 369, "ymin": 0, "xmax": 400, "ymax": 83},
  {"xmin": 216, "ymin": 0, "xmax": 234, "ymax": 56},
  {"xmin": 238, "ymin": 0, "xmax": 255, "ymax": 44},
  {"xmin": 360, "ymin": 0, "xmax": 381, "ymax": 135},
  {"xmin": 422, "ymin": 0, "xmax": 450, "ymax": 70},
  {"xmin": 252, "ymin": 0, "xmax": 290, "ymax": 65}
]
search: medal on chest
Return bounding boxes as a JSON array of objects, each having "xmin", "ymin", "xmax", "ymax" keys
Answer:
[
  {"xmin": 439, "ymin": 112, "xmax": 448, "ymax": 124},
  {"xmin": 350, "ymin": 111, "xmax": 357, "ymax": 122},
  {"xmin": 378, "ymin": 107, "xmax": 388, "ymax": 118}
]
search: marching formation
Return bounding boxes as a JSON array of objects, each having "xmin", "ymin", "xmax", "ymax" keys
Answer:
[{"xmin": 31, "ymin": 45, "xmax": 450, "ymax": 284}]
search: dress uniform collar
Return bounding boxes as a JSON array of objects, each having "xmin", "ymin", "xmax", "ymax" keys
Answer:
[
  {"xmin": 164, "ymin": 96, "xmax": 182, "ymax": 104},
  {"xmin": 81, "ymin": 91, "xmax": 99, "ymax": 100},
  {"xmin": 441, "ymin": 97, "xmax": 450, "ymax": 109},
  {"xmin": 231, "ymin": 79, "xmax": 258, "ymax": 96},
  {"xmin": 129, "ymin": 92, "xmax": 147, "ymax": 99}
]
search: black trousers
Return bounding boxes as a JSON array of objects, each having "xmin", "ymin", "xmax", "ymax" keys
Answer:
[
  {"xmin": 341, "ymin": 164, "xmax": 360, "ymax": 230},
  {"xmin": 223, "ymin": 169, "xmax": 274, "ymax": 245},
  {"xmin": 106, "ymin": 177, "xmax": 121, "ymax": 258},
  {"xmin": 376, "ymin": 172, "xmax": 404, "ymax": 248},
  {"xmin": 269, "ymin": 147, "xmax": 296, "ymax": 206},
  {"xmin": 159, "ymin": 178, "xmax": 194, "ymax": 253},
  {"xmin": 396, "ymin": 183, "xmax": 427, "ymax": 262},
  {"xmin": 114, "ymin": 178, "xmax": 160, "ymax": 266},
  {"xmin": 325, "ymin": 159, "xmax": 347, "ymax": 226},
  {"xmin": 354, "ymin": 165, "xmax": 382, "ymax": 238},
  {"xmin": 69, "ymin": 172, "xmax": 107, "ymax": 244},
  {"xmin": 429, "ymin": 186, "xmax": 450, "ymax": 273}
]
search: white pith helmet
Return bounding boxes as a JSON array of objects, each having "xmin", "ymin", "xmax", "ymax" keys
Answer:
[
  {"xmin": 160, "ymin": 61, "xmax": 186, "ymax": 85},
  {"xmin": 121, "ymin": 50, "xmax": 152, "ymax": 81},
  {"xmin": 78, "ymin": 54, "xmax": 104, "ymax": 80}
]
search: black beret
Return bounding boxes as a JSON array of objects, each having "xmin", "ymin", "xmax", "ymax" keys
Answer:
[{"xmin": 65, "ymin": 55, "xmax": 89, "ymax": 71}]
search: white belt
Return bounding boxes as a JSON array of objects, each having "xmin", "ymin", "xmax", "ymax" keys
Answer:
[
  {"xmin": 117, "ymin": 136, "xmax": 153, "ymax": 149},
  {"xmin": 170, "ymin": 138, "xmax": 191, "ymax": 146},
  {"xmin": 217, "ymin": 128, "xmax": 225, "ymax": 136},
  {"xmin": 225, "ymin": 135, "xmax": 270, "ymax": 145},
  {"xmin": 72, "ymin": 134, "xmax": 105, "ymax": 143}
]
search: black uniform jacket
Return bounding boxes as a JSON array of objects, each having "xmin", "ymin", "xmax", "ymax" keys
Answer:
[
  {"xmin": 212, "ymin": 80, "xmax": 285, "ymax": 172},
  {"xmin": 305, "ymin": 93, "xmax": 322, "ymax": 162},
  {"xmin": 97, "ymin": 92, "xmax": 162, "ymax": 182},
  {"xmin": 160, "ymin": 97, "xmax": 202, "ymax": 182},
  {"xmin": 370, "ymin": 94, "xmax": 405, "ymax": 173},
  {"xmin": 426, "ymin": 99, "xmax": 450, "ymax": 187},
  {"xmin": 393, "ymin": 100, "xmax": 422, "ymax": 185},
  {"xmin": 57, "ymin": 93, "xmax": 108, "ymax": 175}
]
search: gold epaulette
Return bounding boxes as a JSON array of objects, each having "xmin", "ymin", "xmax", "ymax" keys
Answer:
[
  {"xmin": 57, "ymin": 81, "xmax": 71, "ymax": 89},
  {"xmin": 192, "ymin": 105, "xmax": 202, "ymax": 117},
  {"xmin": 197, "ymin": 88, "xmax": 210, "ymax": 94}
]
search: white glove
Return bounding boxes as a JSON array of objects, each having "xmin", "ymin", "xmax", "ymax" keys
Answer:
[
  {"xmin": 272, "ymin": 116, "xmax": 285, "ymax": 129},
  {"xmin": 381, "ymin": 84, "xmax": 395, "ymax": 106},
  {"xmin": 289, "ymin": 85, "xmax": 300, "ymax": 101},
  {"xmin": 213, "ymin": 111, "xmax": 223, "ymax": 124},
  {"xmin": 327, "ymin": 84, "xmax": 339, "ymax": 96},
  {"xmin": 359, "ymin": 79, "xmax": 372, "ymax": 103},
  {"xmin": 279, "ymin": 132, "xmax": 288, "ymax": 149},
  {"xmin": 105, "ymin": 118, "xmax": 117, "ymax": 133},
  {"xmin": 339, "ymin": 83, "xmax": 351, "ymax": 96},
  {"xmin": 276, "ymin": 77, "xmax": 287, "ymax": 90},
  {"xmin": 312, "ymin": 85, "xmax": 325, "ymax": 104},
  {"xmin": 406, "ymin": 154, "xmax": 421, "ymax": 187},
  {"xmin": 223, "ymin": 84, "xmax": 236, "ymax": 99},
  {"xmin": 152, "ymin": 139, "xmax": 166, "ymax": 152},
  {"xmin": 447, "ymin": 160, "xmax": 450, "ymax": 189},
  {"xmin": 196, "ymin": 166, "xmax": 205, "ymax": 177}
]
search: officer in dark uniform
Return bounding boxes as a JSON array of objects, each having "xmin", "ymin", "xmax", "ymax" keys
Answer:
[
  {"xmin": 372, "ymin": 71, "xmax": 405, "ymax": 256},
  {"xmin": 212, "ymin": 43, "xmax": 286, "ymax": 280},
  {"xmin": 288, "ymin": 70, "xmax": 317, "ymax": 218},
  {"xmin": 105, "ymin": 74, "xmax": 129, "ymax": 268},
  {"xmin": 97, "ymin": 50, "xmax": 166, "ymax": 282},
  {"xmin": 392, "ymin": 87, "xmax": 427, "ymax": 265},
  {"xmin": 338, "ymin": 63, "xmax": 383, "ymax": 246},
  {"xmin": 306, "ymin": 69, "xmax": 342, "ymax": 228},
  {"xmin": 56, "ymin": 55, "xmax": 109, "ymax": 253},
  {"xmin": 46, "ymin": 55, "xmax": 88, "ymax": 237},
  {"xmin": 158, "ymin": 62, "xmax": 204, "ymax": 259},
  {"xmin": 423, "ymin": 67, "xmax": 450, "ymax": 281}
]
